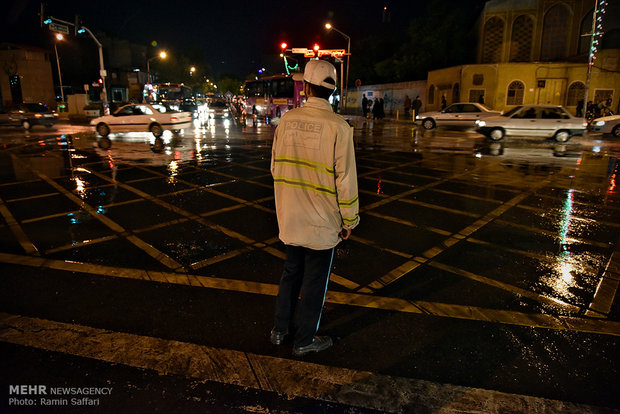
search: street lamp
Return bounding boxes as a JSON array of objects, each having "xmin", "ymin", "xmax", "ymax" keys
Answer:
[
  {"xmin": 190, "ymin": 66, "xmax": 196, "ymax": 76},
  {"xmin": 146, "ymin": 51, "xmax": 167, "ymax": 84},
  {"xmin": 53, "ymin": 33, "xmax": 65, "ymax": 108},
  {"xmin": 325, "ymin": 23, "xmax": 351, "ymax": 113}
]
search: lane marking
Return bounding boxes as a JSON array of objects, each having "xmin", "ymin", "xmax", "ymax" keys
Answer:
[
  {"xmin": 1, "ymin": 252, "xmax": 618, "ymax": 336},
  {"xmin": 398, "ymin": 198, "xmax": 481, "ymax": 217},
  {"xmin": 428, "ymin": 261, "xmax": 583, "ymax": 314},
  {"xmin": 0, "ymin": 313, "xmax": 604, "ymax": 414},
  {"xmin": 0, "ymin": 197, "xmax": 39, "ymax": 255},
  {"xmin": 5, "ymin": 192, "xmax": 59, "ymax": 203},
  {"xmin": 362, "ymin": 181, "xmax": 548, "ymax": 291},
  {"xmin": 30, "ymin": 169, "xmax": 184, "ymax": 271},
  {"xmin": 44, "ymin": 235, "xmax": 120, "ymax": 255},
  {"xmin": 494, "ymin": 219, "xmax": 612, "ymax": 250}
]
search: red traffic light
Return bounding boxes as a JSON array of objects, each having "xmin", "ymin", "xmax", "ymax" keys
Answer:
[
  {"xmin": 280, "ymin": 42, "xmax": 287, "ymax": 49},
  {"xmin": 313, "ymin": 44, "xmax": 320, "ymax": 51}
]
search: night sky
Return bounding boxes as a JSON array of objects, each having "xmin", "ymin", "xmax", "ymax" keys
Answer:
[{"xmin": 3, "ymin": 0, "xmax": 427, "ymax": 77}]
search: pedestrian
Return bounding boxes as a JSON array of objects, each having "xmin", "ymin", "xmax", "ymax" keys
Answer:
[
  {"xmin": 478, "ymin": 94, "xmax": 485, "ymax": 105},
  {"xmin": 362, "ymin": 94, "xmax": 368, "ymax": 118},
  {"xmin": 372, "ymin": 97, "xmax": 381, "ymax": 119},
  {"xmin": 412, "ymin": 95, "xmax": 422, "ymax": 120},
  {"xmin": 441, "ymin": 95, "xmax": 447, "ymax": 110},
  {"xmin": 404, "ymin": 95, "xmax": 411, "ymax": 118},
  {"xmin": 576, "ymin": 99, "xmax": 584, "ymax": 117},
  {"xmin": 270, "ymin": 59, "xmax": 360, "ymax": 356}
]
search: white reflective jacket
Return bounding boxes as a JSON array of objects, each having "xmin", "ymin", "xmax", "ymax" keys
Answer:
[{"xmin": 271, "ymin": 97, "xmax": 360, "ymax": 250}]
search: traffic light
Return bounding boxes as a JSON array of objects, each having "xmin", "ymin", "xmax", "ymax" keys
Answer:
[
  {"xmin": 74, "ymin": 15, "xmax": 82, "ymax": 36},
  {"xmin": 280, "ymin": 42, "xmax": 287, "ymax": 50},
  {"xmin": 313, "ymin": 44, "xmax": 320, "ymax": 52}
]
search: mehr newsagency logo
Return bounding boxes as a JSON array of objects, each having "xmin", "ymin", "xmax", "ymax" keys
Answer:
[{"xmin": 9, "ymin": 385, "xmax": 113, "ymax": 407}]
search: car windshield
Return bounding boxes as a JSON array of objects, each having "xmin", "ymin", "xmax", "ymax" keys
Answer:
[
  {"xmin": 502, "ymin": 106, "xmax": 523, "ymax": 117},
  {"xmin": 209, "ymin": 101, "xmax": 227, "ymax": 108},
  {"xmin": 23, "ymin": 103, "xmax": 48, "ymax": 112}
]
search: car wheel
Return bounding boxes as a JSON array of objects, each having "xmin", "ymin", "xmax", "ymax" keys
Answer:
[
  {"xmin": 150, "ymin": 123, "xmax": 163, "ymax": 138},
  {"xmin": 488, "ymin": 128, "xmax": 504, "ymax": 141},
  {"xmin": 612, "ymin": 125, "xmax": 620, "ymax": 138},
  {"xmin": 422, "ymin": 118, "xmax": 435, "ymax": 129},
  {"xmin": 96, "ymin": 123, "xmax": 110, "ymax": 137},
  {"xmin": 22, "ymin": 120, "xmax": 32, "ymax": 130},
  {"xmin": 554, "ymin": 130, "xmax": 570, "ymax": 143}
]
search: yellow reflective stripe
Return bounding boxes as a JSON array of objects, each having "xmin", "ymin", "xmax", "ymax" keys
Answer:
[
  {"xmin": 274, "ymin": 157, "xmax": 334, "ymax": 175},
  {"xmin": 273, "ymin": 176, "xmax": 337, "ymax": 196},
  {"xmin": 342, "ymin": 215, "xmax": 359, "ymax": 223},
  {"xmin": 338, "ymin": 195, "xmax": 359, "ymax": 207}
]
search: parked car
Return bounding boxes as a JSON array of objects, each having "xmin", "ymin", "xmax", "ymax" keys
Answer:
[
  {"xmin": 589, "ymin": 114, "xmax": 620, "ymax": 137},
  {"xmin": 475, "ymin": 105, "xmax": 587, "ymax": 142},
  {"xmin": 416, "ymin": 102, "xmax": 500, "ymax": 129},
  {"xmin": 207, "ymin": 100, "xmax": 230, "ymax": 118},
  {"xmin": 0, "ymin": 103, "xmax": 58, "ymax": 129},
  {"xmin": 91, "ymin": 103, "xmax": 193, "ymax": 137}
]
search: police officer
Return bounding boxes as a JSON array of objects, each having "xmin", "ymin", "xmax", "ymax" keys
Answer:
[{"xmin": 270, "ymin": 59, "xmax": 359, "ymax": 356}]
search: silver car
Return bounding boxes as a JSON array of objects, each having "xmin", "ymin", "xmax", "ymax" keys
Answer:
[
  {"xmin": 476, "ymin": 105, "xmax": 587, "ymax": 142},
  {"xmin": 589, "ymin": 114, "xmax": 620, "ymax": 138},
  {"xmin": 416, "ymin": 102, "xmax": 501, "ymax": 129}
]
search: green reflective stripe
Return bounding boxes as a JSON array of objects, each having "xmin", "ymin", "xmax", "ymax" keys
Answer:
[
  {"xmin": 338, "ymin": 196, "xmax": 359, "ymax": 207},
  {"xmin": 342, "ymin": 215, "xmax": 359, "ymax": 223},
  {"xmin": 273, "ymin": 177, "xmax": 337, "ymax": 196},
  {"xmin": 274, "ymin": 157, "xmax": 334, "ymax": 175}
]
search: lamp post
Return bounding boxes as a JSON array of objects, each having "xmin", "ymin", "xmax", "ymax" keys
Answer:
[
  {"xmin": 325, "ymin": 23, "xmax": 350, "ymax": 113},
  {"xmin": 53, "ymin": 33, "xmax": 65, "ymax": 108},
  {"xmin": 147, "ymin": 51, "xmax": 167, "ymax": 84}
]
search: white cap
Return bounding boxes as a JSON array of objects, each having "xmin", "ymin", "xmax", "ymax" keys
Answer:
[{"xmin": 304, "ymin": 59, "xmax": 337, "ymax": 90}]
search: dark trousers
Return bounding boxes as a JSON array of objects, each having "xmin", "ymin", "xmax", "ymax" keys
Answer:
[{"xmin": 274, "ymin": 245, "xmax": 334, "ymax": 347}]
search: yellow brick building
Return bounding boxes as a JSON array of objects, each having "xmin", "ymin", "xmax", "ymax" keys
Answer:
[{"xmin": 425, "ymin": 0, "xmax": 620, "ymax": 115}]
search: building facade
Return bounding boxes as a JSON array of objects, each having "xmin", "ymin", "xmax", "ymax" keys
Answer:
[
  {"xmin": 425, "ymin": 0, "xmax": 620, "ymax": 114},
  {"xmin": 0, "ymin": 43, "xmax": 56, "ymax": 110}
]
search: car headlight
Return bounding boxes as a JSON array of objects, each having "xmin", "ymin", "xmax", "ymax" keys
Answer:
[
  {"xmin": 476, "ymin": 120, "xmax": 486, "ymax": 127},
  {"xmin": 594, "ymin": 120, "xmax": 605, "ymax": 126}
]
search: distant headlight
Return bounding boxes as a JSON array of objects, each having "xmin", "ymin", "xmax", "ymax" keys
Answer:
[
  {"xmin": 224, "ymin": 112, "xmax": 229, "ymax": 117},
  {"xmin": 594, "ymin": 120, "xmax": 605, "ymax": 126},
  {"xmin": 476, "ymin": 120, "xmax": 486, "ymax": 127},
  {"xmin": 255, "ymin": 105, "xmax": 262, "ymax": 111}
]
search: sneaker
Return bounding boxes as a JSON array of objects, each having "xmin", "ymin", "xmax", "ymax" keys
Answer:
[
  {"xmin": 270, "ymin": 328, "xmax": 288, "ymax": 345},
  {"xmin": 293, "ymin": 336, "xmax": 333, "ymax": 356}
]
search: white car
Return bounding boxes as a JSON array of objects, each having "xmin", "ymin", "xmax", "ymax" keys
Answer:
[
  {"xmin": 476, "ymin": 105, "xmax": 587, "ymax": 142},
  {"xmin": 416, "ymin": 102, "xmax": 501, "ymax": 129},
  {"xmin": 91, "ymin": 103, "xmax": 193, "ymax": 137},
  {"xmin": 589, "ymin": 114, "xmax": 620, "ymax": 137}
]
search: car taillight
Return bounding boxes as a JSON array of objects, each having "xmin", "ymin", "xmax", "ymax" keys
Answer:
[
  {"xmin": 171, "ymin": 117, "xmax": 178, "ymax": 122},
  {"xmin": 35, "ymin": 113, "xmax": 42, "ymax": 118},
  {"xmin": 53, "ymin": 113, "xmax": 59, "ymax": 117}
]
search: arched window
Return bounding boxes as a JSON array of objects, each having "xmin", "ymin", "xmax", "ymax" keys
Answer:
[
  {"xmin": 510, "ymin": 15, "xmax": 534, "ymax": 62},
  {"xmin": 579, "ymin": 10, "xmax": 594, "ymax": 55},
  {"xmin": 541, "ymin": 4, "xmax": 570, "ymax": 61},
  {"xmin": 428, "ymin": 85, "xmax": 435, "ymax": 105},
  {"xmin": 567, "ymin": 82, "xmax": 585, "ymax": 106},
  {"xmin": 506, "ymin": 81, "xmax": 524, "ymax": 105},
  {"xmin": 482, "ymin": 17, "xmax": 504, "ymax": 63},
  {"xmin": 452, "ymin": 83, "xmax": 460, "ymax": 103}
]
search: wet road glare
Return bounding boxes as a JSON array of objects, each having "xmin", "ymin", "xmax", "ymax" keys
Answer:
[{"xmin": 0, "ymin": 116, "xmax": 619, "ymax": 412}]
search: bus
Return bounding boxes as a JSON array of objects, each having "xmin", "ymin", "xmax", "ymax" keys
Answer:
[
  {"xmin": 244, "ymin": 73, "xmax": 304, "ymax": 119},
  {"xmin": 144, "ymin": 83, "xmax": 192, "ymax": 105}
]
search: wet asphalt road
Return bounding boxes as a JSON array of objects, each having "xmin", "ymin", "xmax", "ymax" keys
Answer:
[{"xmin": 0, "ymin": 116, "xmax": 619, "ymax": 413}]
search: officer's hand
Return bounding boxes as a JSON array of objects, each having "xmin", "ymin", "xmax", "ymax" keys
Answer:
[{"xmin": 339, "ymin": 228, "xmax": 351, "ymax": 240}]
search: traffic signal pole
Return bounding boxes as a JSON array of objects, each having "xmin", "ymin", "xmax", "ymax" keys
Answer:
[{"xmin": 43, "ymin": 15, "xmax": 109, "ymax": 114}]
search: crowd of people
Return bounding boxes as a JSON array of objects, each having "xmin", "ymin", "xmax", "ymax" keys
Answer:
[{"xmin": 361, "ymin": 93, "xmax": 422, "ymax": 120}]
